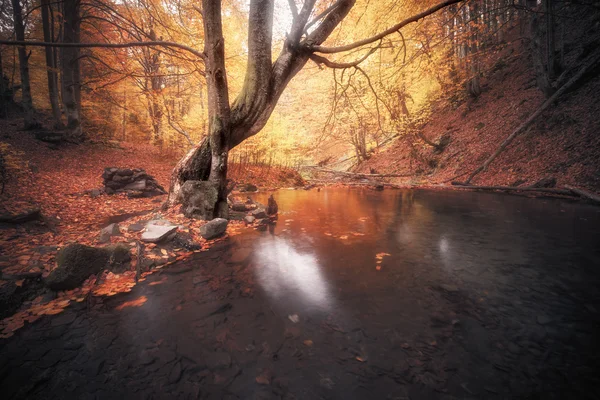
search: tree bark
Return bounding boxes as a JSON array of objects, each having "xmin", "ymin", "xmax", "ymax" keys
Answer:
[
  {"xmin": 61, "ymin": 0, "xmax": 83, "ymax": 139},
  {"xmin": 41, "ymin": 0, "xmax": 63, "ymax": 128},
  {"xmin": 11, "ymin": 0, "xmax": 38, "ymax": 129}
]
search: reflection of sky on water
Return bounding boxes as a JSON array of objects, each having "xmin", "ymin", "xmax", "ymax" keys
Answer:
[{"xmin": 253, "ymin": 237, "xmax": 333, "ymax": 311}]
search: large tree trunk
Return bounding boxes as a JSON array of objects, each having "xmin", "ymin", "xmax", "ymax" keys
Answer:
[
  {"xmin": 41, "ymin": 0, "xmax": 63, "ymax": 128},
  {"xmin": 166, "ymin": 0, "xmax": 356, "ymax": 212},
  {"xmin": 61, "ymin": 0, "xmax": 83, "ymax": 139},
  {"xmin": 11, "ymin": 0, "xmax": 38, "ymax": 129}
]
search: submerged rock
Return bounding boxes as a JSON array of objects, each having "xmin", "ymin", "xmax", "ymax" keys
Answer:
[
  {"xmin": 45, "ymin": 243, "xmax": 130, "ymax": 290},
  {"xmin": 250, "ymin": 209, "xmax": 267, "ymax": 219},
  {"xmin": 200, "ymin": 218, "xmax": 228, "ymax": 240}
]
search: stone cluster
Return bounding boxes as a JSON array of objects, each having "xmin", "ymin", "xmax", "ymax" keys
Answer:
[{"xmin": 102, "ymin": 167, "xmax": 166, "ymax": 198}]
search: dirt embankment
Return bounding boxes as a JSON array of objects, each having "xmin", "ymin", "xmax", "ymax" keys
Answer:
[{"xmin": 358, "ymin": 41, "xmax": 600, "ymax": 192}]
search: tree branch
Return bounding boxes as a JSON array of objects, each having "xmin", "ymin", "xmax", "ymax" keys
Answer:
[
  {"xmin": 310, "ymin": 0, "xmax": 464, "ymax": 54},
  {"xmin": 0, "ymin": 39, "xmax": 206, "ymax": 60}
]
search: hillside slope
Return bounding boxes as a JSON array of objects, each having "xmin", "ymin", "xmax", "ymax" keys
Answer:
[{"xmin": 358, "ymin": 42, "xmax": 600, "ymax": 192}]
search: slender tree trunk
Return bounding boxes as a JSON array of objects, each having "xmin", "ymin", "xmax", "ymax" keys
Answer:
[
  {"xmin": 11, "ymin": 0, "xmax": 37, "ymax": 129},
  {"xmin": 61, "ymin": 0, "xmax": 83, "ymax": 139},
  {"xmin": 0, "ymin": 49, "xmax": 7, "ymax": 118},
  {"xmin": 41, "ymin": 0, "xmax": 63, "ymax": 128}
]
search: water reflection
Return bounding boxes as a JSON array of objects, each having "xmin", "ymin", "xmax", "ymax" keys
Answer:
[{"xmin": 253, "ymin": 236, "xmax": 333, "ymax": 311}]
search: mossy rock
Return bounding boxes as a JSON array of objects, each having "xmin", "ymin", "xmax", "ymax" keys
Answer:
[{"xmin": 45, "ymin": 243, "xmax": 131, "ymax": 291}]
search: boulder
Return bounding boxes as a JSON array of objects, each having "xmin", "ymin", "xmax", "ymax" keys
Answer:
[
  {"xmin": 128, "ymin": 223, "xmax": 145, "ymax": 232},
  {"xmin": 90, "ymin": 189, "xmax": 102, "ymax": 198},
  {"xmin": 244, "ymin": 215, "xmax": 256, "ymax": 225},
  {"xmin": 240, "ymin": 183, "xmax": 258, "ymax": 192},
  {"xmin": 200, "ymin": 218, "xmax": 228, "ymax": 240},
  {"xmin": 141, "ymin": 222, "xmax": 178, "ymax": 243},
  {"xmin": 231, "ymin": 203, "xmax": 249, "ymax": 212},
  {"xmin": 45, "ymin": 243, "xmax": 131, "ymax": 290},
  {"xmin": 179, "ymin": 180, "xmax": 219, "ymax": 220},
  {"xmin": 250, "ymin": 209, "xmax": 267, "ymax": 219},
  {"xmin": 102, "ymin": 167, "xmax": 166, "ymax": 197},
  {"xmin": 124, "ymin": 180, "xmax": 146, "ymax": 191},
  {"xmin": 99, "ymin": 223, "xmax": 121, "ymax": 243},
  {"xmin": 116, "ymin": 168, "xmax": 134, "ymax": 176},
  {"xmin": 173, "ymin": 232, "xmax": 202, "ymax": 250}
]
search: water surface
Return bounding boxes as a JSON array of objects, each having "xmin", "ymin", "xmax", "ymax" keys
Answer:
[{"xmin": 2, "ymin": 188, "xmax": 599, "ymax": 399}]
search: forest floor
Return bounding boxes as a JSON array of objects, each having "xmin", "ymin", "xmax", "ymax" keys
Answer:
[
  {"xmin": 356, "ymin": 40, "xmax": 600, "ymax": 193},
  {"xmin": 0, "ymin": 120, "xmax": 303, "ymax": 338}
]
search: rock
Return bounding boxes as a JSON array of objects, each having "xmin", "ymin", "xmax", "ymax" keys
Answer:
[
  {"xmin": 244, "ymin": 215, "xmax": 256, "ymax": 225},
  {"xmin": 266, "ymin": 195, "xmax": 278, "ymax": 216},
  {"xmin": 116, "ymin": 168, "xmax": 134, "ymax": 176},
  {"xmin": 250, "ymin": 209, "xmax": 267, "ymax": 219},
  {"xmin": 102, "ymin": 167, "xmax": 165, "ymax": 197},
  {"xmin": 303, "ymin": 184, "xmax": 315, "ymax": 190},
  {"xmin": 128, "ymin": 223, "xmax": 145, "ymax": 232},
  {"xmin": 90, "ymin": 189, "xmax": 102, "ymax": 198},
  {"xmin": 141, "ymin": 223, "xmax": 178, "ymax": 243},
  {"xmin": 373, "ymin": 184, "xmax": 385, "ymax": 191},
  {"xmin": 231, "ymin": 203, "xmax": 249, "ymax": 212},
  {"xmin": 99, "ymin": 223, "xmax": 121, "ymax": 243},
  {"xmin": 45, "ymin": 243, "xmax": 131, "ymax": 290},
  {"xmin": 112, "ymin": 174, "xmax": 134, "ymax": 183},
  {"xmin": 200, "ymin": 218, "xmax": 228, "ymax": 240},
  {"xmin": 173, "ymin": 232, "xmax": 202, "ymax": 250},
  {"xmin": 179, "ymin": 180, "xmax": 219, "ymax": 220},
  {"xmin": 244, "ymin": 183, "xmax": 258, "ymax": 192},
  {"xmin": 124, "ymin": 180, "xmax": 146, "ymax": 191},
  {"xmin": 529, "ymin": 176, "xmax": 556, "ymax": 188}
]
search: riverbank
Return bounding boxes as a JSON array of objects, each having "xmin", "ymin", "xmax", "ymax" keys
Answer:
[{"xmin": 355, "ymin": 33, "xmax": 600, "ymax": 194}]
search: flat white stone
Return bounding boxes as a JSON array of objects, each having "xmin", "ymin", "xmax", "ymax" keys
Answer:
[{"xmin": 141, "ymin": 223, "xmax": 178, "ymax": 243}]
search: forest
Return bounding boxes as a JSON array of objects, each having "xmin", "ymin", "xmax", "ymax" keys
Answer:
[{"xmin": 1, "ymin": 0, "xmax": 600, "ymax": 399}]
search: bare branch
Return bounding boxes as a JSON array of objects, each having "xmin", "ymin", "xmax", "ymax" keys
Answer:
[
  {"xmin": 0, "ymin": 39, "xmax": 206, "ymax": 60},
  {"xmin": 308, "ymin": 44, "xmax": 378, "ymax": 69},
  {"xmin": 311, "ymin": 0, "xmax": 464, "ymax": 54}
]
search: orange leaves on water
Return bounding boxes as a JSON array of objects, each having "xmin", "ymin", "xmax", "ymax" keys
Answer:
[
  {"xmin": 93, "ymin": 271, "xmax": 137, "ymax": 297},
  {"xmin": 115, "ymin": 295, "xmax": 147, "ymax": 311},
  {"xmin": 149, "ymin": 276, "xmax": 168, "ymax": 286},
  {"xmin": 375, "ymin": 252, "xmax": 391, "ymax": 271}
]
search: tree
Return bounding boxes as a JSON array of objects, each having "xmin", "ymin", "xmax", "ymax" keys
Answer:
[
  {"xmin": 0, "ymin": 0, "xmax": 463, "ymax": 215},
  {"xmin": 11, "ymin": 0, "xmax": 37, "ymax": 129},
  {"xmin": 41, "ymin": 0, "xmax": 63, "ymax": 128},
  {"xmin": 60, "ymin": 0, "xmax": 83, "ymax": 139},
  {"xmin": 166, "ymin": 0, "xmax": 464, "ymax": 216}
]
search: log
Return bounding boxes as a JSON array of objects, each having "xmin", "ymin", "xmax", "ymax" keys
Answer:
[
  {"xmin": 304, "ymin": 166, "xmax": 412, "ymax": 178},
  {"xmin": 564, "ymin": 185, "xmax": 600, "ymax": 204},
  {"xmin": 0, "ymin": 208, "xmax": 41, "ymax": 223},
  {"xmin": 464, "ymin": 49, "xmax": 600, "ymax": 184},
  {"xmin": 450, "ymin": 183, "xmax": 573, "ymax": 196}
]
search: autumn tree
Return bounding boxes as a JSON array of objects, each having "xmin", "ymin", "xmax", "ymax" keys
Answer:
[{"xmin": 1, "ymin": 0, "xmax": 464, "ymax": 216}]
